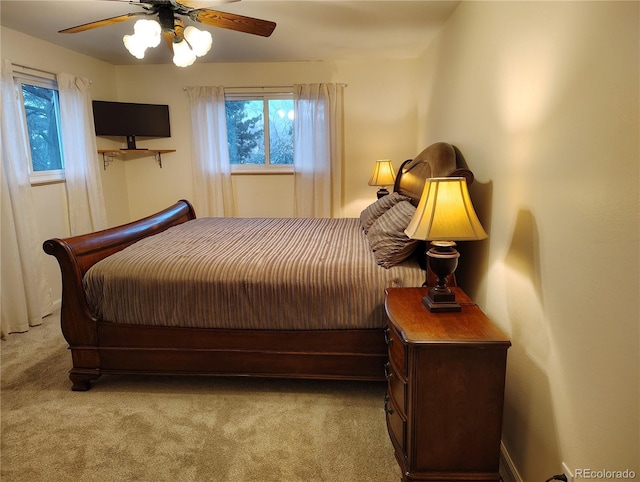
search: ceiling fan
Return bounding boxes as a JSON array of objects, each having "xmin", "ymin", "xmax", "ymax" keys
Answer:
[{"xmin": 58, "ymin": 0, "xmax": 276, "ymax": 65}]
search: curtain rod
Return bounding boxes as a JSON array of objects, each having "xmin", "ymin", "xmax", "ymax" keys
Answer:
[
  {"xmin": 183, "ymin": 83, "xmax": 347, "ymax": 91},
  {"xmin": 183, "ymin": 85, "xmax": 290, "ymax": 91}
]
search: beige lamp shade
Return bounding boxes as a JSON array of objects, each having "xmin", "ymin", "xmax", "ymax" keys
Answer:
[
  {"xmin": 368, "ymin": 160, "xmax": 396, "ymax": 187},
  {"xmin": 405, "ymin": 177, "xmax": 488, "ymax": 241}
]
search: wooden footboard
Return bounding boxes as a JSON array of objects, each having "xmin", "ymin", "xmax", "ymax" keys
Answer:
[{"xmin": 43, "ymin": 200, "xmax": 196, "ymax": 389}]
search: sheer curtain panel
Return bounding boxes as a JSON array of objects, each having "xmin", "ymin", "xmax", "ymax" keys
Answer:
[
  {"xmin": 57, "ymin": 73, "xmax": 107, "ymax": 235},
  {"xmin": 293, "ymin": 83, "xmax": 344, "ymax": 218},
  {"xmin": 1, "ymin": 60, "xmax": 52, "ymax": 336},
  {"xmin": 186, "ymin": 86, "xmax": 235, "ymax": 217}
]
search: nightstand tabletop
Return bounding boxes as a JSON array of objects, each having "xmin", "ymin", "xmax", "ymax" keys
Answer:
[{"xmin": 385, "ymin": 287, "xmax": 510, "ymax": 346}]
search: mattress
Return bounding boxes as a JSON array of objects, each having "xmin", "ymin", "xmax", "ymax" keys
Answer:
[{"xmin": 83, "ymin": 217, "xmax": 425, "ymax": 330}]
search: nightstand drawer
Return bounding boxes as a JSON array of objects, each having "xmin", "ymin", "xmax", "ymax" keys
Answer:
[
  {"xmin": 386, "ymin": 325, "xmax": 407, "ymax": 377},
  {"xmin": 385, "ymin": 362, "xmax": 407, "ymax": 415},
  {"xmin": 385, "ymin": 394, "xmax": 406, "ymax": 452}
]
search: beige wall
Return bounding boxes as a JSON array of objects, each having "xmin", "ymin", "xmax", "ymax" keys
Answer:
[{"xmin": 417, "ymin": 1, "xmax": 639, "ymax": 480}]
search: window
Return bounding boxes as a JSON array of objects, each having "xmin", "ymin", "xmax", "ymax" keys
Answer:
[
  {"xmin": 225, "ymin": 92, "xmax": 294, "ymax": 173},
  {"xmin": 14, "ymin": 72, "xmax": 65, "ymax": 183}
]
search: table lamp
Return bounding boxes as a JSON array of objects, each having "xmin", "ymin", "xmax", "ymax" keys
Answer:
[
  {"xmin": 368, "ymin": 159, "xmax": 396, "ymax": 198},
  {"xmin": 404, "ymin": 177, "xmax": 488, "ymax": 312}
]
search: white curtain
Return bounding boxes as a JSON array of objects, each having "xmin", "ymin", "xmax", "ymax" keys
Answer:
[
  {"xmin": 185, "ymin": 86, "xmax": 235, "ymax": 217},
  {"xmin": 293, "ymin": 83, "xmax": 344, "ymax": 218},
  {"xmin": 57, "ymin": 73, "xmax": 107, "ymax": 235},
  {"xmin": 0, "ymin": 60, "xmax": 52, "ymax": 336}
]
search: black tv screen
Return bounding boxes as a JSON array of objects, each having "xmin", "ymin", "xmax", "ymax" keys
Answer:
[{"xmin": 92, "ymin": 100, "xmax": 171, "ymax": 148}]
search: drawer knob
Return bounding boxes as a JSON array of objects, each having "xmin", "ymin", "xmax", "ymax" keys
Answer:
[
  {"xmin": 384, "ymin": 362, "xmax": 393, "ymax": 380},
  {"xmin": 384, "ymin": 327, "xmax": 393, "ymax": 346},
  {"xmin": 384, "ymin": 396, "xmax": 394, "ymax": 415}
]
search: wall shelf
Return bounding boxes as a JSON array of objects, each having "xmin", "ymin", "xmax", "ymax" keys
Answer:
[{"xmin": 98, "ymin": 149, "xmax": 176, "ymax": 170}]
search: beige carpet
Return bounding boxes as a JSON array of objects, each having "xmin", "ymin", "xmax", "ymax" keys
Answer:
[{"xmin": 1, "ymin": 312, "xmax": 402, "ymax": 482}]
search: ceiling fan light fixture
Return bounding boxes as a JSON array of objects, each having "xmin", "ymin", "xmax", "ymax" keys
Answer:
[
  {"xmin": 60, "ymin": 1, "xmax": 276, "ymax": 66},
  {"xmin": 184, "ymin": 26, "xmax": 213, "ymax": 57},
  {"xmin": 173, "ymin": 39, "xmax": 197, "ymax": 67}
]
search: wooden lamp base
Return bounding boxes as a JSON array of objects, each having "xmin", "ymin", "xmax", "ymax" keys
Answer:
[{"xmin": 424, "ymin": 241, "xmax": 461, "ymax": 312}]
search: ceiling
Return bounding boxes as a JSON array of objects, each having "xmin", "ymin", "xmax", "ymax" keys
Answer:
[{"xmin": 0, "ymin": 0, "xmax": 460, "ymax": 65}]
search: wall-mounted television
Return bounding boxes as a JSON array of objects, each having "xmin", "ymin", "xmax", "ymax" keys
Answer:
[{"xmin": 92, "ymin": 100, "xmax": 171, "ymax": 150}]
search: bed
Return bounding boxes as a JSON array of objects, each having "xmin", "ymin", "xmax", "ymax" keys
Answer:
[{"xmin": 43, "ymin": 142, "xmax": 474, "ymax": 390}]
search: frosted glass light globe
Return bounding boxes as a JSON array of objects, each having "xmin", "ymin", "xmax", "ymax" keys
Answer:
[
  {"xmin": 184, "ymin": 26, "xmax": 213, "ymax": 57},
  {"xmin": 173, "ymin": 39, "xmax": 196, "ymax": 67},
  {"xmin": 134, "ymin": 19, "xmax": 162, "ymax": 48},
  {"xmin": 123, "ymin": 34, "xmax": 147, "ymax": 59}
]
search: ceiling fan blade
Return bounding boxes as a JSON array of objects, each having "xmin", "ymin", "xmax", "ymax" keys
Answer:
[
  {"xmin": 59, "ymin": 13, "xmax": 148, "ymax": 34},
  {"xmin": 193, "ymin": 9, "xmax": 276, "ymax": 37}
]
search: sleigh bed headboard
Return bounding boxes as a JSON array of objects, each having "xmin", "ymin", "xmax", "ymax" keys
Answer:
[{"xmin": 395, "ymin": 142, "xmax": 474, "ymax": 205}]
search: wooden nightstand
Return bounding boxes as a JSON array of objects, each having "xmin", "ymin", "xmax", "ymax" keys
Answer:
[{"xmin": 384, "ymin": 287, "xmax": 511, "ymax": 482}]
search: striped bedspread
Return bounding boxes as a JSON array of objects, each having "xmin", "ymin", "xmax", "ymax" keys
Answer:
[{"xmin": 83, "ymin": 217, "xmax": 425, "ymax": 330}]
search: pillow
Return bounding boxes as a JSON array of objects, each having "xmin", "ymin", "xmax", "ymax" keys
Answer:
[
  {"xmin": 359, "ymin": 192, "xmax": 411, "ymax": 233},
  {"xmin": 366, "ymin": 201, "xmax": 420, "ymax": 268}
]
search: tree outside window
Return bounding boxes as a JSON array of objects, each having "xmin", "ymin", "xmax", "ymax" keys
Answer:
[
  {"xmin": 15, "ymin": 73, "xmax": 65, "ymax": 183},
  {"xmin": 225, "ymin": 93, "xmax": 293, "ymax": 169}
]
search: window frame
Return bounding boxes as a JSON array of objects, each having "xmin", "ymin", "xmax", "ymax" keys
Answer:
[
  {"xmin": 225, "ymin": 90, "xmax": 294, "ymax": 175},
  {"xmin": 14, "ymin": 70, "xmax": 65, "ymax": 185}
]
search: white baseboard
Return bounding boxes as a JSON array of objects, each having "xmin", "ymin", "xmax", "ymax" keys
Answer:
[{"xmin": 501, "ymin": 442, "xmax": 523, "ymax": 482}]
